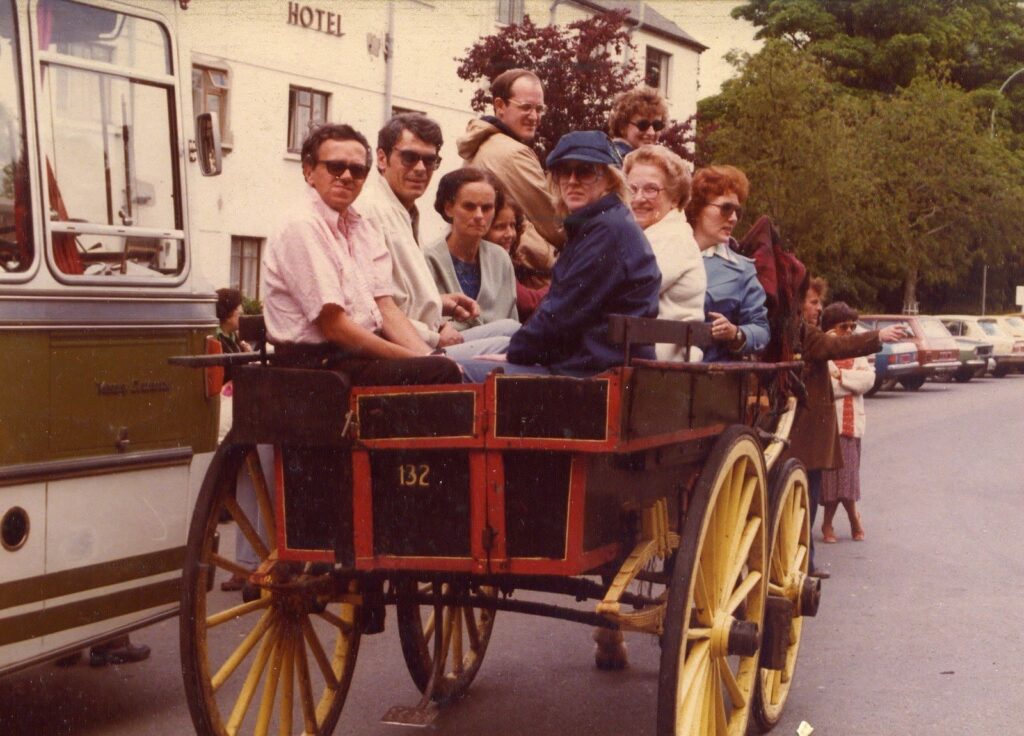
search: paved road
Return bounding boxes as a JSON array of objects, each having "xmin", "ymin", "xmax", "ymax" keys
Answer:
[{"xmin": 2, "ymin": 374, "xmax": 1021, "ymax": 735}]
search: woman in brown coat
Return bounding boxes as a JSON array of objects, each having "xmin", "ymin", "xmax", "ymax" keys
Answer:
[{"xmin": 788, "ymin": 278, "xmax": 908, "ymax": 577}]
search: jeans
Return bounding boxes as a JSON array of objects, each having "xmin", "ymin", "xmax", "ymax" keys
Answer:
[
  {"xmin": 235, "ymin": 444, "xmax": 274, "ymax": 569},
  {"xmin": 443, "ymin": 319, "xmax": 519, "ymax": 361}
]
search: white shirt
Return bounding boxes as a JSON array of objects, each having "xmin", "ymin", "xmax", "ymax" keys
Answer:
[{"xmin": 355, "ymin": 175, "xmax": 445, "ymax": 347}]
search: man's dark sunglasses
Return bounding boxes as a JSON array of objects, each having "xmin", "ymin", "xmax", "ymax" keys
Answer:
[
  {"xmin": 320, "ymin": 160, "xmax": 370, "ymax": 180},
  {"xmin": 395, "ymin": 149, "xmax": 442, "ymax": 170},
  {"xmin": 630, "ymin": 119, "xmax": 665, "ymax": 132}
]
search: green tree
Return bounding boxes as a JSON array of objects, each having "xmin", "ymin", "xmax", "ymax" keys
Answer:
[
  {"xmin": 732, "ymin": 0, "xmax": 1024, "ymax": 95},
  {"xmin": 702, "ymin": 42, "xmax": 1024, "ymax": 312}
]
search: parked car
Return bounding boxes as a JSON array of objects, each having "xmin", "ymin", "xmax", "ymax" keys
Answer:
[
  {"xmin": 860, "ymin": 315, "xmax": 960, "ymax": 390},
  {"xmin": 978, "ymin": 317, "xmax": 1024, "ymax": 376},
  {"xmin": 856, "ymin": 324, "xmax": 920, "ymax": 395},
  {"xmin": 995, "ymin": 314, "xmax": 1024, "ymax": 342},
  {"xmin": 942, "ymin": 315, "xmax": 1024, "ymax": 377}
]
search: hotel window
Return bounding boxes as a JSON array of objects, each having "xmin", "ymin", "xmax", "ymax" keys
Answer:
[
  {"xmin": 287, "ymin": 86, "xmax": 329, "ymax": 152},
  {"xmin": 192, "ymin": 63, "xmax": 231, "ymax": 147},
  {"xmin": 496, "ymin": 0, "xmax": 524, "ymax": 25},
  {"xmin": 230, "ymin": 236, "xmax": 262, "ymax": 298},
  {"xmin": 645, "ymin": 46, "xmax": 671, "ymax": 97}
]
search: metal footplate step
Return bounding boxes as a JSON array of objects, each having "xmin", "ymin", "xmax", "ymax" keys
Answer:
[{"xmin": 380, "ymin": 703, "xmax": 440, "ymax": 728}]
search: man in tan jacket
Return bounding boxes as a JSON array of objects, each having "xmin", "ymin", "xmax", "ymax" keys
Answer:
[{"xmin": 456, "ymin": 68, "xmax": 564, "ymax": 286}]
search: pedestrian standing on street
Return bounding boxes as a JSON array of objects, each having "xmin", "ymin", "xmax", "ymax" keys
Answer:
[
  {"xmin": 787, "ymin": 278, "xmax": 907, "ymax": 578},
  {"xmin": 820, "ymin": 302, "xmax": 875, "ymax": 543}
]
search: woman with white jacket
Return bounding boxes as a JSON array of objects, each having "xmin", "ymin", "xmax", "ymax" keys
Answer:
[
  {"xmin": 623, "ymin": 145, "xmax": 706, "ymax": 361},
  {"xmin": 820, "ymin": 302, "xmax": 876, "ymax": 543}
]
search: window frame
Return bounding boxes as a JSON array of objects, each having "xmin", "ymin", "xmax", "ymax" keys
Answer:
[
  {"xmin": 645, "ymin": 45, "xmax": 671, "ymax": 97},
  {"xmin": 495, "ymin": 0, "xmax": 524, "ymax": 25},
  {"xmin": 230, "ymin": 235, "xmax": 263, "ymax": 300},
  {"xmin": 191, "ymin": 59, "xmax": 233, "ymax": 150},
  {"xmin": 287, "ymin": 85, "xmax": 330, "ymax": 154},
  {"xmin": 33, "ymin": 0, "xmax": 189, "ymax": 288}
]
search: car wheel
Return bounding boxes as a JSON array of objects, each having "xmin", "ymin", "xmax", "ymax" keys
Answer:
[
  {"xmin": 993, "ymin": 365, "xmax": 1010, "ymax": 378},
  {"xmin": 898, "ymin": 375, "xmax": 926, "ymax": 391},
  {"xmin": 953, "ymin": 368, "xmax": 973, "ymax": 383}
]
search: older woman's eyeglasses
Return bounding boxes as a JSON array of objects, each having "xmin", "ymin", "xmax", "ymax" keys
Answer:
[
  {"xmin": 552, "ymin": 162, "xmax": 601, "ymax": 185},
  {"xmin": 707, "ymin": 202, "xmax": 743, "ymax": 219},
  {"xmin": 628, "ymin": 183, "xmax": 665, "ymax": 200},
  {"xmin": 629, "ymin": 119, "xmax": 665, "ymax": 132}
]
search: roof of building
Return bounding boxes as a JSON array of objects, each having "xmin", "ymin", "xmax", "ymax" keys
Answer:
[{"xmin": 566, "ymin": 0, "xmax": 708, "ymax": 52}]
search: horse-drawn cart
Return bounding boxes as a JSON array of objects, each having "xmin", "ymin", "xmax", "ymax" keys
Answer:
[{"xmin": 173, "ymin": 317, "xmax": 817, "ymax": 736}]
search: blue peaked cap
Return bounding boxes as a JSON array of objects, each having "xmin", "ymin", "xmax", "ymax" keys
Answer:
[{"xmin": 545, "ymin": 131, "xmax": 623, "ymax": 169}]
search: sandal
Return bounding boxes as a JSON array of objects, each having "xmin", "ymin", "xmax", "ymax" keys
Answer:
[
  {"xmin": 821, "ymin": 525, "xmax": 838, "ymax": 544},
  {"xmin": 851, "ymin": 512, "xmax": 866, "ymax": 541}
]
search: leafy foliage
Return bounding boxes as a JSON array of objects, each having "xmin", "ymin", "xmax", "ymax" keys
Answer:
[
  {"xmin": 702, "ymin": 42, "xmax": 1024, "ymax": 312},
  {"xmin": 732, "ymin": 0, "xmax": 1024, "ymax": 95},
  {"xmin": 455, "ymin": 11, "xmax": 638, "ymax": 158}
]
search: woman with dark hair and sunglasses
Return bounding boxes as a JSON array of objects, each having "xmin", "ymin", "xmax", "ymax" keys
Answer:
[
  {"xmin": 607, "ymin": 86, "xmax": 668, "ymax": 158},
  {"xmin": 424, "ymin": 168, "xmax": 520, "ymax": 330},
  {"xmin": 458, "ymin": 131, "xmax": 660, "ymax": 384},
  {"xmin": 685, "ymin": 165, "xmax": 769, "ymax": 362}
]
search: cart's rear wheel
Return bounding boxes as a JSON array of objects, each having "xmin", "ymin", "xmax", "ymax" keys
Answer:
[
  {"xmin": 395, "ymin": 579, "xmax": 496, "ymax": 704},
  {"xmin": 751, "ymin": 459, "xmax": 811, "ymax": 732},
  {"xmin": 657, "ymin": 426, "xmax": 768, "ymax": 736},
  {"xmin": 181, "ymin": 441, "xmax": 361, "ymax": 736}
]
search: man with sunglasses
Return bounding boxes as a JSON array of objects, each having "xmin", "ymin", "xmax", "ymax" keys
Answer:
[
  {"xmin": 457, "ymin": 68, "xmax": 565, "ymax": 287},
  {"xmin": 358, "ymin": 114, "xmax": 517, "ymax": 359},
  {"xmin": 261, "ymin": 123, "xmax": 459, "ymax": 386}
]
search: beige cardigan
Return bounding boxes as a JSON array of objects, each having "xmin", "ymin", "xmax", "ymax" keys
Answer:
[{"xmin": 423, "ymin": 235, "xmax": 519, "ymax": 330}]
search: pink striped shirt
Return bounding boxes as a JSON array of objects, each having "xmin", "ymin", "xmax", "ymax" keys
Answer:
[{"xmin": 262, "ymin": 188, "xmax": 393, "ymax": 344}]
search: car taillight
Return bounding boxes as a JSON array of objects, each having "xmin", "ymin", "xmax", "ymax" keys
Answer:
[
  {"xmin": 899, "ymin": 353, "xmax": 913, "ymax": 364},
  {"xmin": 1015, "ymin": 341, "xmax": 1024, "ymax": 354}
]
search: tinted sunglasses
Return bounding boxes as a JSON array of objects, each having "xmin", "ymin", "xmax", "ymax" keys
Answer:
[
  {"xmin": 552, "ymin": 161, "xmax": 601, "ymax": 184},
  {"xmin": 708, "ymin": 202, "xmax": 744, "ymax": 219},
  {"xmin": 394, "ymin": 149, "xmax": 442, "ymax": 170},
  {"xmin": 630, "ymin": 119, "xmax": 665, "ymax": 132},
  {"xmin": 320, "ymin": 160, "xmax": 370, "ymax": 180}
]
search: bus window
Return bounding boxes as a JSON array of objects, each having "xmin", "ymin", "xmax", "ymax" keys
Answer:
[
  {"xmin": 0, "ymin": 0, "xmax": 33, "ymax": 274},
  {"xmin": 36, "ymin": 0, "xmax": 184, "ymax": 279}
]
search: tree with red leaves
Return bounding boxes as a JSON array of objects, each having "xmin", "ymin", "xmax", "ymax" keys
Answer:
[{"xmin": 456, "ymin": 11, "xmax": 640, "ymax": 159}]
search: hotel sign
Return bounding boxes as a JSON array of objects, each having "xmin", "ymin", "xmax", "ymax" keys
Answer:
[{"xmin": 287, "ymin": 2, "xmax": 345, "ymax": 38}]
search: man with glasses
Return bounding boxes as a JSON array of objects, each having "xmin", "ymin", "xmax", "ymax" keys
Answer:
[
  {"xmin": 457, "ymin": 68, "xmax": 565, "ymax": 287},
  {"xmin": 261, "ymin": 123, "xmax": 459, "ymax": 385},
  {"xmin": 358, "ymin": 114, "xmax": 517, "ymax": 358}
]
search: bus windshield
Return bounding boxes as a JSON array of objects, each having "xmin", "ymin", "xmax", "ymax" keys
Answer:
[
  {"xmin": 0, "ymin": 0, "xmax": 32, "ymax": 274},
  {"xmin": 36, "ymin": 0, "xmax": 184, "ymax": 279}
]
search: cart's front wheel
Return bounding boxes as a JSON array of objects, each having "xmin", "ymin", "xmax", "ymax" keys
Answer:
[
  {"xmin": 752, "ymin": 458, "xmax": 812, "ymax": 732},
  {"xmin": 181, "ymin": 441, "xmax": 361, "ymax": 736},
  {"xmin": 657, "ymin": 426, "xmax": 768, "ymax": 736},
  {"xmin": 395, "ymin": 579, "xmax": 496, "ymax": 704}
]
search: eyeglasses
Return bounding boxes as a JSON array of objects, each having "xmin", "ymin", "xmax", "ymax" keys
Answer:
[
  {"xmin": 835, "ymin": 321, "xmax": 858, "ymax": 332},
  {"xmin": 552, "ymin": 161, "xmax": 601, "ymax": 185},
  {"xmin": 628, "ymin": 183, "xmax": 665, "ymax": 200},
  {"xmin": 707, "ymin": 201, "xmax": 744, "ymax": 219},
  {"xmin": 506, "ymin": 99, "xmax": 547, "ymax": 115},
  {"xmin": 394, "ymin": 148, "xmax": 442, "ymax": 170},
  {"xmin": 319, "ymin": 160, "xmax": 370, "ymax": 181},
  {"xmin": 629, "ymin": 119, "xmax": 665, "ymax": 132}
]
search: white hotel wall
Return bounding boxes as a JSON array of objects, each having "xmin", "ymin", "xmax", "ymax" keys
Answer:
[{"xmin": 174, "ymin": 0, "xmax": 700, "ymax": 290}]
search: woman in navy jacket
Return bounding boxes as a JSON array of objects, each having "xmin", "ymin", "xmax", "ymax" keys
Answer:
[{"xmin": 459, "ymin": 131, "xmax": 660, "ymax": 382}]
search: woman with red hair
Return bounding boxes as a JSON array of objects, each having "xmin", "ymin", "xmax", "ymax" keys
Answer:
[{"xmin": 685, "ymin": 165, "xmax": 769, "ymax": 361}]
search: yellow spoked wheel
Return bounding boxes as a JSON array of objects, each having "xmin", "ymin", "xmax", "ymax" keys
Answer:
[
  {"xmin": 181, "ymin": 440, "xmax": 361, "ymax": 736},
  {"xmin": 752, "ymin": 458, "xmax": 812, "ymax": 733},
  {"xmin": 395, "ymin": 579, "xmax": 496, "ymax": 704},
  {"xmin": 657, "ymin": 426, "xmax": 768, "ymax": 736}
]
